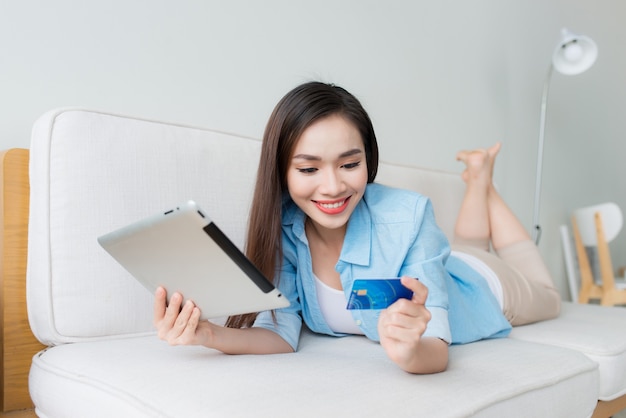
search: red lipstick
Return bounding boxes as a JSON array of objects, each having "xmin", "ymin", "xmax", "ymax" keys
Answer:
[{"xmin": 314, "ymin": 197, "xmax": 351, "ymax": 215}]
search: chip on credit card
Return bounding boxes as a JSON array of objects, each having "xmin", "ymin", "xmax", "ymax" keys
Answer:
[{"xmin": 346, "ymin": 278, "xmax": 414, "ymax": 310}]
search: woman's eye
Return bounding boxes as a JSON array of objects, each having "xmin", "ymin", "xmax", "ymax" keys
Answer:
[
  {"xmin": 342, "ymin": 161, "xmax": 361, "ymax": 170},
  {"xmin": 297, "ymin": 167, "xmax": 317, "ymax": 174}
]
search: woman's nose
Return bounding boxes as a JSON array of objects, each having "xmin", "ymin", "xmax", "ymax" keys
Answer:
[{"xmin": 319, "ymin": 169, "xmax": 345, "ymax": 195}]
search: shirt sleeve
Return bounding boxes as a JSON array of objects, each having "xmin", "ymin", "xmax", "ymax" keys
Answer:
[{"xmin": 400, "ymin": 197, "xmax": 452, "ymax": 344}]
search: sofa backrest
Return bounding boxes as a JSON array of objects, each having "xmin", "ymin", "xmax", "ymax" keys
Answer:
[{"xmin": 27, "ymin": 109, "xmax": 465, "ymax": 345}]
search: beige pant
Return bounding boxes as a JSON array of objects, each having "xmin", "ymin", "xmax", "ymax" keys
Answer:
[{"xmin": 452, "ymin": 238, "xmax": 561, "ymax": 326}]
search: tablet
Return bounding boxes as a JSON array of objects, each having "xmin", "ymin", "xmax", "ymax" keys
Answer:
[{"xmin": 98, "ymin": 200, "xmax": 290, "ymax": 319}]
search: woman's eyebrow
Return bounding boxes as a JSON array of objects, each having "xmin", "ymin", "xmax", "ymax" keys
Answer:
[
  {"xmin": 292, "ymin": 148, "xmax": 363, "ymax": 161},
  {"xmin": 339, "ymin": 148, "xmax": 363, "ymax": 158},
  {"xmin": 291, "ymin": 153, "xmax": 320, "ymax": 161}
]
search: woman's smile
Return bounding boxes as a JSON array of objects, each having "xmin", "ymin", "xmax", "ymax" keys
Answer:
[{"xmin": 313, "ymin": 196, "xmax": 352, "ymax": 214}]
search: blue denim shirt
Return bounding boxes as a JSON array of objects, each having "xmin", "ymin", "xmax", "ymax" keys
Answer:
[{"xmin": 253, "ymin": 183, "xmax": 511, "ymax": 350}]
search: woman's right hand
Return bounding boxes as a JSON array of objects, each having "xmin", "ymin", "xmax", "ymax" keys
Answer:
[
  {"xmin": 154, "ymin": 287, "xmax": 294, "ymax": 355},
  {"xmin": 153, "ymin": 286, "xmax": 216, "ymax": 347}
]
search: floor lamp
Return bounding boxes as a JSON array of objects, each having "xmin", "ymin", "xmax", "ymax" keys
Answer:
[{"xmin": 532, "ymin": 28, "xmax": 598, "ymax": 244}]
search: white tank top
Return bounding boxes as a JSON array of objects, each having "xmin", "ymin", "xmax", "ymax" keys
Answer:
[{"xmin": 314, "ymin": 275, "xmax": 364, "ymax": 335}]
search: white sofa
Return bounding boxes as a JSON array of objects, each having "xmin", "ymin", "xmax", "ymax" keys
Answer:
[{"xmin": 4, "ymin": 108, "xmax": 626, "ymax": 417}]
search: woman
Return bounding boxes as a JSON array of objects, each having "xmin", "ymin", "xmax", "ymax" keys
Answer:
[{"xmin": 153, "ymin": 81, "xmax": 560, "ymax": 374}]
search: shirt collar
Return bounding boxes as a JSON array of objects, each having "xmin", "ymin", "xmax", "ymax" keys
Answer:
[{"xmin": 340, "ymin": 197, "xmax": 371, "ymax": 266}]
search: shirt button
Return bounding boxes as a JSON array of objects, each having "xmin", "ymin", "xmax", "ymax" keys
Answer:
[{"xmin": 355, "ymin": 320, "xmax": 362, "ymax": 326}]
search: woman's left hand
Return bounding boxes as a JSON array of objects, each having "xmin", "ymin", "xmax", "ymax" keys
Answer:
[{"xmin": 377, "ymin": 276, "xmax": 448, "ymax": 373}]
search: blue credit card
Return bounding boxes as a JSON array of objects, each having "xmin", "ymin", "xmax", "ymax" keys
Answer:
[{"xmin": 346, "ymin": 278, "xmax": 414, "ymax": 310}]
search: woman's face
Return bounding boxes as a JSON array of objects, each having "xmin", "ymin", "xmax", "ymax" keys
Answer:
[{"xmin": 287, "ymin": 114, "xmax": 368, "ymax": 235}]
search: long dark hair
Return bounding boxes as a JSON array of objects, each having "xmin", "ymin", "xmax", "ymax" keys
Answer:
[{"xmin": 226, "ymin": 81, "xmax": 379, "ymax": 328}]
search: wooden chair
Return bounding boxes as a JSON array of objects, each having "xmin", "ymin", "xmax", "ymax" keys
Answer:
[{"xmin": 571, "ymin": 202, "xmax": 626, "ymax": 306}]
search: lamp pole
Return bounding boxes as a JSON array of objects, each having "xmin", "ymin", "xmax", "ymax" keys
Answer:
[
  {"xmin": 532, "ymin": 65, "xmax": 553, "ymax": 244},
  {"xmin": 530, "ymin": 28, "xmax": 597, "ymax": 245}
]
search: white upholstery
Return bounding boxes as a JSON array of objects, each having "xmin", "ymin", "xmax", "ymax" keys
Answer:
[
  {"xmin": 510, "ymin": 302, "xmax": 626, "ymax": 401},
  {"xmin": 28, "ymin": 109, "xmax": 260, "ymax": 343},
  {"xmin": 29, "ymin": 331, "xmax": 597, "ymax": 418},
  {"xmin": 25, "ymin": 108, "xmax": 626, "ymax": 417}
]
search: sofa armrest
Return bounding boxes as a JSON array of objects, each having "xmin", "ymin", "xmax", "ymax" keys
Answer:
[{"xmin": 0, "ymin": 148, "xmax": 44, "ymax": 412}]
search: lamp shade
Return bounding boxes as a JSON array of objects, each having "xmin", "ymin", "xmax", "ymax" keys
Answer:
[{"xmin": 552, "ymin": 28, "xmax": 598, "ymax": 75}]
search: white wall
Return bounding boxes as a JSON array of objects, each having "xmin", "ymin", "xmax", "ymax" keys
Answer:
[{"xmin": 2, "ymin": 0, "xmax": 625, "ymax": 300}]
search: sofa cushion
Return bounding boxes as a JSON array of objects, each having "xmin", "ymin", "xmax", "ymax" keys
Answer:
[
  {"xmin": 28, "ymin": 109, "xmax": 261, "ymax": 344},
  {"xmin": 29, "ymin": 329, "xmax": 598, "ymax": 418},
  {"xmin": 510, "ymin": 301, "xmax": 626, "ymax": 401}
]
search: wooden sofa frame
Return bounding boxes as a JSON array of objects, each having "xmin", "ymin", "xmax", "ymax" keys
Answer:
[
  {"xmin": 0, "ymin": 148, "xmax": 624, "ymax": 417},
  {"xmin": 1, "ymin": 149, "xmax": 43, "ymax": 415}
]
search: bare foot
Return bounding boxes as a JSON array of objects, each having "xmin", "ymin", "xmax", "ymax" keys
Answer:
[{"xmin": 456, "ymin": 142, "xmax": 501, "ymax": 185}]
